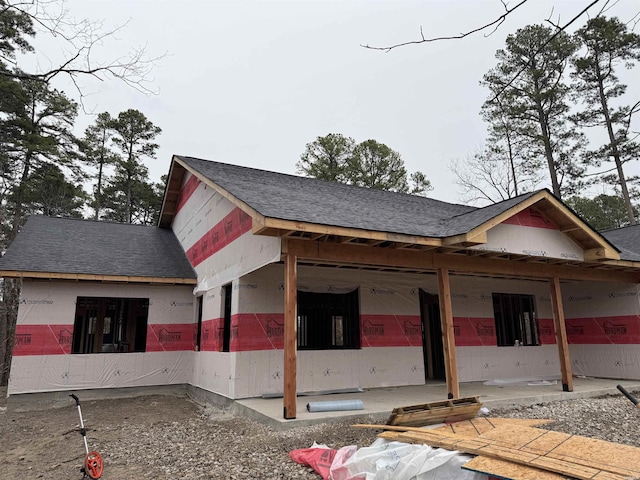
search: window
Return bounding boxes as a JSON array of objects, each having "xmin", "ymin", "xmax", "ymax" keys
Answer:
[
  {"xmin": 72, "ymin": 297, "xmax": 149, "ymax": 353},
  {"xmin": 492, "ymin": 293, "xmax": 539, "ymax": 346},
  {"xmin": 196, "ymin": 295, "xmax": 203, "ymax": 351},
  {"xmin": 222, "ymin": 284, "xmax": 232, "ymax": 352},
  {"xmin": 297, "ymin": 290, "xmax": 360, "ymax": 350}
]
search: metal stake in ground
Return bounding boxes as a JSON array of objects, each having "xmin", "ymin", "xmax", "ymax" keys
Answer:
[
  {"xmin": 616, "ymin": 385, "xmax": 640, "ymax": 409},
  {"xmin": 70, "ymin": 394, "xmax": 104, "ymax": 479}
]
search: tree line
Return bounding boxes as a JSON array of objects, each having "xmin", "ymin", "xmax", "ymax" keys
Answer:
[{"xmin": 455, "ymin": 16, "xmax": 640, "ymax": 229}]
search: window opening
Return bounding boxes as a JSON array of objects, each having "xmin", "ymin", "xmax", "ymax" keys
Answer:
[
  {"xmin": 492, "ymin": 293, "xmax": 539, "ymax": 346},
  {"xmin": 196, "ymin": 296, "xmax": 204, "ymax": 351},
  {"xmin": 222, "ymin": 284, "xmax": 232, "ymax": 352},
  {"xmin": 297, "ymin": 290, "xmax": 360, "ymax": 350},
  {"xmin": 72, "ymin": 297, "xmax": 149, "ymax": 353}
]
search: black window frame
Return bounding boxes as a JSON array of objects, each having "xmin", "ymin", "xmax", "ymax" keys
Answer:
[
  {"xmin": 492, "ymin": 292, "xmax": 539, "ymax": 347},
  {"xmin": 297, "ymin": 289, "xmax": 360, "ymax": 350},
  {"xmin": 72, "ymin": 296, "xmax": 149, "ymax": 354}
]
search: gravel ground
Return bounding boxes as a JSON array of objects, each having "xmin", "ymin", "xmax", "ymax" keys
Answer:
[{"xmin": 2, "ymin": 388, "xmax": 640, "ymax": 479}]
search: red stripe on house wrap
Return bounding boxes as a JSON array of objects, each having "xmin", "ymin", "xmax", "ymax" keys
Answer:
[
  {"xmin": 175, "ymin": 174, "xmax": 201, "ymax": 214},
  {"xmin": 565, "ymin": 315, "xmax": 640, "ymax": 344},
  {"xmin": 146, "ymin": 323, "xmax": 197, "ymax": 352},
  {"xmin": 537, "ymin": 318, "xmax": 556, "ymax": 345},
  {"xmin": 12, "ymin": 325, "xmax": 72, "ymax": 355},
  {"xmin": 453, "ymin": 317, "xmax": 497, "ymax": 346},
  {"xmin": 199, "ymin": 318, "xmax": 224, "ymax": 351},
  {"xmin": 502, "ymin": 207, "xmax": 558, "ymax": 230},
  {"xmin": 361, "ymin": 315, "xmax": 422, "ymax": 347},
  {"xmin": 186, "ymin": 208, "xmax": 253, "ymax": 267},
  {"xmin": 230, "ymin": 314, "xmax": 285, "ymax": 351}
]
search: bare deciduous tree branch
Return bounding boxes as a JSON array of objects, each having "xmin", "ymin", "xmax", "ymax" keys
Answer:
[
  {"xmin": 1, "ymin": 0, "xmax": 163, "ymax": 102},
  {"xmin": 361, "ymin": 0, "xmax": 529, "ymax": 52}
]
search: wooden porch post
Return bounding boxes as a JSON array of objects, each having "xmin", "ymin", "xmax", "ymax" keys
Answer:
[
  {"xmin": 437, "ymin": 267, "xmax": 460, "ymax": 399},
  {"xmin": 549, "ymin": 276, "xmax": 573, "ymax": 392},
  {"xmin": 283, "ymin": 253, "xmax": 298, "ymax": 419}
]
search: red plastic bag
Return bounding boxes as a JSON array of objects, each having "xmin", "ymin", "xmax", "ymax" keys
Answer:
[{"xmin": 290, "ymin": 447, "xmax": 337, "ymax": 480}]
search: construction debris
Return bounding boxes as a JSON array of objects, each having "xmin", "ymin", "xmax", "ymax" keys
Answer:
[
  {"xmin": 386, "ymin": 396, "xmax": 482, "ymax": 427},
  {"xmin": 355, "ymin": 417, "xmax": 640, "ymax": 480}
]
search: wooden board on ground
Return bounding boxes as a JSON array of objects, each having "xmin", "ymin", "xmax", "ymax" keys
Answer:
[
  {"xmin": 386, "ymin": 396, "xmax": 482, "ymax": 427},
  {"xmin": 434, "ymin": 417, "xmax": 554, "ymax": 437},
  {"xmin": 463, "ymin": 456, "xmax": 568, "ymax": 480}
]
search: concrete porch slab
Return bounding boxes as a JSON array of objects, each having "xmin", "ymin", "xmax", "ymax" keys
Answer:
[{"xmin": 233, "ymin": 377, "xmax": 640, "ymax": 430}]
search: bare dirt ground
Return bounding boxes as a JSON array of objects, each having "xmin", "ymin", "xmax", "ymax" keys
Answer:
[
  {"xmin": 2, "ymin": 387, "xmax": 640, "ymax": 480},
  {"xmin": 0, "ymin": 389, "xmax": 379, "ymax": 479}
]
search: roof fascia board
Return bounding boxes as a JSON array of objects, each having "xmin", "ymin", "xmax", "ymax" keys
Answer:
[
  {"xmin": 283, "ymin": 238, "xmax": 639, "ymax": 284},
  {"xmin": 174, "ymin": 156, "xmax": 267, "ymax": 228},
  {"xmin": 260, "ymin": 217, "xmax": 443, "ymax": 247},
  {"xmin": 442, "ymin": 231, "xmax": 488, "ymax": 247},
  {"xmin": 452, "ymin": 191, "xmax": 548, "ymax": 244},
  {"xmin": 455, "ymin": 191, "xmax": 620, "ymax": 261},
  {"xmin": 0, "ymin": 271, "xmax": 197, "ymax": 285},
  {"xmin": 158, "ymin": 158, "xmax": 186, "ymax": 227}
]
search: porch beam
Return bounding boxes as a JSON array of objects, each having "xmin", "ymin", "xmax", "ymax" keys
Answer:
[
  {"xmin": 282, "ymin": 239, "xmax": 639, "ymax": 284},
  {"xmin": 283, "ymin": 253, "xmax": 298, "ymax": 419},
  {"xmin": 437, "ymin": 268, "xmax": 460, "ymax": 399},
  {"xmin": 549, "ymin": 276, "xmax": 573, "ymax": 392}
]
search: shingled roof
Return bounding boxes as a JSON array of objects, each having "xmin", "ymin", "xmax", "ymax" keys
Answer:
[
  {"xmin": 175, "ymin": 156, "xmax": 536, "ymax": 238},
  {"xmin": 0, "ymin": 216, "xmax": 196, "ymax": 282},
  {"xmin": 601, "ymin": 225, "xmax": 640, "ymax": 262},
  {"xmin": 168, "ymin": 156, "xmax": 621, "ymax": 260}
]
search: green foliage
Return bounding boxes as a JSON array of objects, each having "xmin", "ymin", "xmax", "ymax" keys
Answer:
[
  {"xmin": 481, "ymin": 24, "xmax": 584, "ymax": 199},
  {"xmin": 0, "ymin": 78, "xmax": 80, "ymax": 239},
  {"xmin": 351, "ymin": 139, "xmax": 408, "ymax": 192},
  {"xmin": 102, "ymin": 109, "xmax": 162, "ymax": 225},
  {"xmin": 565, "ymin": 194, "xmax": 636, "ymax": 231},
  {"xmin": 572, "ymin": 16, "xmax": 640, "ymax": 224},
  {"xmin": 18, "ymin": 163, "xmax": 86, "ymax": 217},
  {"xmin": 81, "ymin": 112, "xmax": 118, "ymax": 220},
  {"xmin": 0, "ymin": 0, "xmax": 35, "ymax": 67},
  {"xmin": 296, "ymin": 133, "xmax": 356, "ymax": 182},
  {"xmin": 297, "ymin": 134, "xmax": 432, "ymax": 196}
]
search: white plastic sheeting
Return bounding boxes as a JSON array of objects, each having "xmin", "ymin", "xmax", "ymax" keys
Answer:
[{"xmin": 329, "ymin": 438, "xmax": 485, "ymax": 480}]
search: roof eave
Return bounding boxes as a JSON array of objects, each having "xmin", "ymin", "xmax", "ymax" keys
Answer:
[
  {"xmin": 443, "ymin": 191, "xmax": 621, "ymax": 261},
  {"xmin": 0, "ymin": 270, "xmax": 197, "ymax": 285}
]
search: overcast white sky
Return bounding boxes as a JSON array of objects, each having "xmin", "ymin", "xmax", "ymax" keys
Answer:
[{"xmin": 42, "ymin": 0, "xmax": 640, "ymax": 204}]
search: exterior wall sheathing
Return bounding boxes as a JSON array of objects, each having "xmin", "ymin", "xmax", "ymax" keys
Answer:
[
  {"xmin": 9, "ymin": 281, "xmax": 195, "ymax": 395},
  {"xmin": 11, "ymin": 177, "xmax": 640, "ymax": 399},
  {"xmin": 562, "ymin": 281, "xmax": 640, "ymax": 380}
]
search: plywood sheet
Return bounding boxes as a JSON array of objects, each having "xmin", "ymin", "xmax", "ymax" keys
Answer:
[
  {"xmin": 365, "ymin": 426, "xmax": 636, "ymax": 480},
  {"xmin": 463, "ymin": 456, "xmax": 568, "ymax": 480},
  {"xmin": 360, "ymin": 418, "xmax": 640, "ymax": 480},
  {"xmin": 434, "ymin": 417, "xmax": 554, "ymax": 437}
]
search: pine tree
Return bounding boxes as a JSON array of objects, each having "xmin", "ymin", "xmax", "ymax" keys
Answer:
[
  {"xmin": 481, "ymin": 25, "xmax": 584, "ymax": 199},
  {"xmin": 105, "ymin": 109, "xmax": 161, "ymax": 224},
  {"xmin": 82, "ymin": 112, "xmax": 117, "ymax": 220},
  {"xmin": 572, "ymin": 16, "xmax": 640, "ymax": 225}
]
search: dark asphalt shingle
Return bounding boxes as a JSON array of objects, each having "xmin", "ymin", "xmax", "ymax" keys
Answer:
[
  {"xmin": 178, "ymin": 156, "xmax": 481, "ymax": 237},
  {"xmin": 0, "ymin": 216, "xmax": 196, "ymax": 279},
  {"xmin": 178, "ymin": 156, "xmax": 546, "ymax": 238},
  {"xmin": 601, "ymin": 225, "xmax": 640, "ymax": 262}
]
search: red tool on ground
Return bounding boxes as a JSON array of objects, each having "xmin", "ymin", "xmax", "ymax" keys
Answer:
[
  {"xmin": 616, "ymin": 384, "xmax": 640, "ymax": 409},
  {"xmin": 70, "ymin": 394, "xmax": 104, "ymax": 479}
]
